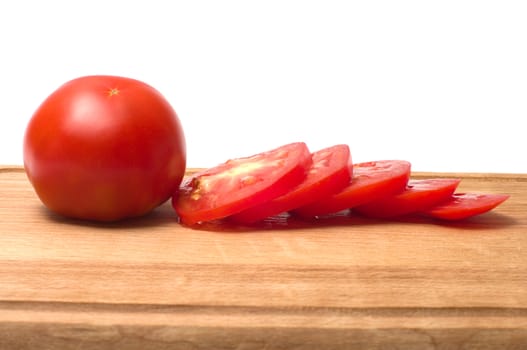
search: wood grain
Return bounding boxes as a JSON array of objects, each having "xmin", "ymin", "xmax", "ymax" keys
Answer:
[{"xmin": 1, "ymin": 166, "xmax": 526, "ymax": 349}]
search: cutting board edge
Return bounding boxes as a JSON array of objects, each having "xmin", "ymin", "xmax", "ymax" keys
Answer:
[{"xmin": 1, "ymin": 301, "xmax": 526, "ymax": 349}]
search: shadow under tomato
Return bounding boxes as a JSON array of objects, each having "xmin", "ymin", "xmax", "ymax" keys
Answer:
[
  {"xmin": 185, "ymin": 210, "xmax": 388, "ymax": 233},
  {"xmin": 40, "ymin": 200, "xmax": 179, "ymax": 230},
  {"xmin": 186, "ymin": 209, "xmax": 518, "ymax": 233},
  {"xmin": 40, "ymin": 200, "xmax": 518, "ymax": 233}
]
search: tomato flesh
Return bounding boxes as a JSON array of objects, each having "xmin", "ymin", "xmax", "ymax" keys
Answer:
[
  {"xmin": 422, "ymin": 193, "xmax": 510, "ymax": 220},
  {"xmin": 353, "ymin": 178, "xmax": 461, "ymax": 219},
  {"xmin": 173, "ymin": 142, "xmax": 312, "ymax": 225},
  {"xmin": 292, "ymin": 160, "xmax": 411, "ymax": 218},
  {"xmin": 229, "ymin": 144, "xmax": 352, "ymax": 224}
]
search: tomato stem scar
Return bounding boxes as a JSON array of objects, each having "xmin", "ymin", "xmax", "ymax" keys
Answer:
[{"xmin": 107, "ymin": 88, "xmax": 120, "ymax": 96}]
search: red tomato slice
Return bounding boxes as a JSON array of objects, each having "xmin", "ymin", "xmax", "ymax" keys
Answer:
[
  {"xmin": 173, "ymin": 142, "xmax": 312, "ymax": 225},
  {"xmin": 229, "ymin": 144, "xmax": 353, "ymax": 224},
  {"xmin": 353, "ymin": 178, "xmax": 461, "ymax": 219},
  {"xmin": 293, "ymin": 160, "xmax": 411, "ymax": 218},
  {"xmin": 422, "ymin": 193, "xmax": 510, "ymax": 220}
]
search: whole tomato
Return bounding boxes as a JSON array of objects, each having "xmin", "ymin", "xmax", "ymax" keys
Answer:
[{"xmin": 23, "ymin": 75, "xmax": 186, "ymax": 221}]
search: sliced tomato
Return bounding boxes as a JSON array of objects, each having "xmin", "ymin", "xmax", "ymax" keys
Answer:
[
  {"xmin": 229, "ymin": 144, "xmax": 353, "ymax": 224},
  {"xmin": 422, "ymin": 193, "xmax": 510, "ymax": 221},
  {"xmin": 353, "ymin": 178, "xmax": 461, "ymax": 219},
  {"xmin": 173, "ymin": 142, "xmax": 312, "ymax": 225},
  {"xmin": 292, "ymin": 160, "xmax": 411, "ymax": 218}
]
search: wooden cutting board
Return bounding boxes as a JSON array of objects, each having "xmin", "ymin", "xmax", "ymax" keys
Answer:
[{"xmin": 1, "ymin": 166, "xmax": 526, "ymax": 349}]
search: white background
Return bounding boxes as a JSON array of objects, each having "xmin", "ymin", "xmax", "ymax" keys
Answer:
[{"xmin": 1, "ymin": 1, "xmax": 526, "ymax": 173}]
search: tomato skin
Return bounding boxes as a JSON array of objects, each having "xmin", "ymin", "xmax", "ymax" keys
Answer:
[
  {"xmin": 353, "ymin": 178, "xmax": 461, "ymax": 219},
  {"xmin": 293, "ymin": 160, "xmax": 411, "ymax": 218},
  {"xmin": 173, "ymin": 142, "xmax": 312, "ymax": 226},
  {"xmin": 229, "ymin": 144, "xmax": 352, "ymax": 224},
  {"xmin": 23, "ymin": 75, "xmax": 186, "ymax": 221},
  {"xmin": 422, "ymin": 193, "xmax": 510, "ymax": 220}
]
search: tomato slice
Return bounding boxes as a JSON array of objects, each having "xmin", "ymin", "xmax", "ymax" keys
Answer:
[
  {"xmin": 293, "ymin": 160, "xmax": 411, "ymax": 218},
  {"xmin": 353, "ymin": 178, "xmax": 461, "ymax": 219},
  {"xmin": 422, "ymin": 193, "xmax": 510, "ymax": 220},
  {"xmin": 229, "ymin": 144, "xmax": 353, "ymax": 224},
  {"xmin": 173, "ymin": 142, "xmax": 312, "ymax": 225}
]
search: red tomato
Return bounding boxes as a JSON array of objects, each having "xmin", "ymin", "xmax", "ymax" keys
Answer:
[
  {"xmin": 173, "ymin": 142, "xmax": 312, "ymax": 225},
  {"xmin": 353, "ymin": 178, "xmax": 461, "ymax": 219},
  {"xmin": 422, "ymin": 193, "xmax": 510, "ymax": 220},
  {"xmin": 229, "ymin": 144, "xmax": 353, "ymax": 224},
  {"xmin": 292, "ymin": 160, "xmax": 411, "ymax": 218},
  {"xmin": 23, "ymin": 75, "xmax": 186, "ymax": 222}
]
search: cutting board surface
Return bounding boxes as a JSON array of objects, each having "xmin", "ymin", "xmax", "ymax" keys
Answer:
[{"xmin": 1, "ymin": 167, "xmax": 526, "ymax": 349}]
